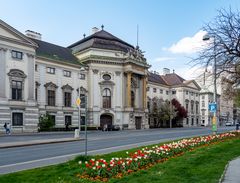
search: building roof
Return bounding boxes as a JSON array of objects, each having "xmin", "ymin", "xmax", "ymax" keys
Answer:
[
  {"xmin": 148, "ymin": 72, "xmax": 167, "ymax": 85},
  {"xmin": 161, "ymin": 73, "xmax": 185, "ymax": 86},
  {"xmin": 30, "ymin": 38, "xmax": 82, "ymax": 66},
  {"xmin": 68, "ymin": 29, "xmax": 135, "ymax": 53}
]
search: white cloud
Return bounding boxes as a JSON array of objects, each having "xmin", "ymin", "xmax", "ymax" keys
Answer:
[
  {"xmin": 153, "ymin": 57, "xmax": 176, "ymax": 63},
  {"xmin": 176, "ymin": 66, "xmax": 206, "ymax": 80},
  {"xmin": 167, "ymin": 30, "xmax": 207, "ymax": 54}
]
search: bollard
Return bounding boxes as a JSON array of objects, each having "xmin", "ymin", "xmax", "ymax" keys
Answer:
[
  {"xmin": 236, "ymin": 123, "xmax": 239, "ymax": 131},
  {"xmin": 74, "ymin": 129, "xmax": 80, "ymax": 138}
]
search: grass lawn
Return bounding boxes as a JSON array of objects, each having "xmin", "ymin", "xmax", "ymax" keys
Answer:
[{"xmin": 0, "ymin": 137, "xmax": 240, "ymax": 183}]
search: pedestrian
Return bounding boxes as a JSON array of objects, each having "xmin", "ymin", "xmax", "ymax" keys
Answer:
[
  {"xmin": 6, "ymin": 123, "xmax": 11, "ymax": 135},
  {"xmin": 3, "ymin": 122, "xmax": 7, "ymax": 134}
]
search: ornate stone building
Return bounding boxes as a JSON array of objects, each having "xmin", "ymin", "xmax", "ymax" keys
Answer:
[{"xmin": 68, "ymin": 27, "xmax": 150, "ymax": 129}]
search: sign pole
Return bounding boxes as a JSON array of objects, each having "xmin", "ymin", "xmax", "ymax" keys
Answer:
[
  {"xmin": 75, "ymin": 91, "xmax": 81, "ymax": 138},
  {"xmin": 84, "ymin": 95, "xmax": 88, "ymax": 156}
]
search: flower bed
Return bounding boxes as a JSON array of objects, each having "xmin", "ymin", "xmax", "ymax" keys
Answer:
[{"xmin": 77, "ymin": 131, "xmax": 240, "ymax": 182}]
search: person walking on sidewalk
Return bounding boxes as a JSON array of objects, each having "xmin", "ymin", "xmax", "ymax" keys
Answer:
[
  {"xmin": 6, "ymin": 123, "xmax": 11, "ymax": 135},
  {"xmin": 3, "ymin": 122, "xmax": 7, "ymax": 134}
]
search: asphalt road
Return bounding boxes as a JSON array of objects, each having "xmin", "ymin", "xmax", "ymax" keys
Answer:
[{"xmin": 0, "ymin": 126, "xmax": 235, "ymax": 174}]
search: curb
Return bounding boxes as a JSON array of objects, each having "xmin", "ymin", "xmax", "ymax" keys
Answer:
[
  {"xmin": 219, "ymin": 157, "xmax": 239, "ymax": 183},
  {"xmin": 0, "ymin": 138, "xmax": 82, "ymax": 149},
  {"xmin": 219, "ymin": 161, "xmax": 230, "ymax": 183}
]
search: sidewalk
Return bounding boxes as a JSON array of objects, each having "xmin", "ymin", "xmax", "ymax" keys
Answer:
[{"xmin": 221, "ymin": 157, "xmax": 240, "ymax": 183}]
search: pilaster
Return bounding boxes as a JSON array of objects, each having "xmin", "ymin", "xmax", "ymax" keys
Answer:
[{"xmin": 126, "ymin": 72, "xmax": 132, "ymax": 107}]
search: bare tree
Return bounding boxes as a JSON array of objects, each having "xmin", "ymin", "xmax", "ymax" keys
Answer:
[{"xmin": 193, "ymin": 8, "xmax": 240, "ymax": 101}]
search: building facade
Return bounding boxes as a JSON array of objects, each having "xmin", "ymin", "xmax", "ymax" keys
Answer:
[
  {"xmin": 147, "ymin": 68, "xmax": 201, "ymax": 127},
  {"xmin": 1, "ymin": 20, "xmax": 203, "ymax": 132}
]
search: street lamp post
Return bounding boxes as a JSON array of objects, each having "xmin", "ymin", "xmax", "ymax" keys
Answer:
[{"xmin": 203, "ymin": 34, "xmax": 218, "ymax": 134}]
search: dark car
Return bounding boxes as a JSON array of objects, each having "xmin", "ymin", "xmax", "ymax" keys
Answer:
[{"xmin": 107, "ymin": 124, "xmax": 120, "ymax": 131}]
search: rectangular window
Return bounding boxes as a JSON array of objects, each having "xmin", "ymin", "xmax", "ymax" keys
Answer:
[
  {"xmin": 11, "ymin": 50, "xmax": 23, "ymax": 60},
  {"xmin": 47, "ymin": 90, "xmax": 55, "ymax": 106},
  {"xmin": 35, "ymin": 64, "xmax": 38, "ymax": 72},
  {"xmin": 12, "ymin": 112, "xmax": 23, "ymax": 126},
  {"xmin": 12, "ymin": 80, "xmax": 22, "ymax": 100},
  {"xmin": 80, "ymin": 94, "xmax": 85, "ymax": 108},
  {"xmin": 186, "ymin": 91, "xmax": 188, "ymax": 95},
  {"xmin": 202, "ymin": 101, "xmax": 205, "ymax": 107},
  {"xmin": 35, "ymin": 87, "xmax": 38, "ymax": 101},
  {"xmin": 65, "ymin": 116, "xmax": 72, "ymax": 126},
  {"xmin": 196, "ymin": 104, "xmax": 199, "ymax": 114},
  {"xmin": 47, "ymin": 67, "xmax": 55, "ymax": 74},
  {"xmin": 191, "ymin": 103, "xmax": 194, "ymax": 114},
  {"xmin": 202, "ymin": 95, "xmax": 205, "ymax": 99},
  {"xmin": 186, "ymin": 118, "xmax": 189, "ymax": 125},
  {"xmin": 160, "ymin": 89, "xmax": 163, "ymax": 94},
  {"xmin": 153, "ymin": 88, "xmax": 157, "ymax": 93},
  {"xmin": 63, "ymin": 70, "xmax": 71, "ymax": 77},
  {"xmin": 166, "ymin": 91, "xmax": 169, "ymax": 95},
  {"xmin": 172, "ymin": 90, "xmax": 176, "ymax": 94},
  {"xmin": 191, "ymin": 92, "xmax": 194, "ymax": 96},
  {"xmin": 64, "ymin": 92, "xmax": 72, "ymax": 107},
  {"xmin": 79, "ymin": 73, "xmax": 85, "ymax": 80},
  {"xmin": 147, "ymin": 87, "xmax": 150, "ymax": 91},
  {"xmin": 186, "ymin": 103, "xmax": 188, "ymax": 111}
]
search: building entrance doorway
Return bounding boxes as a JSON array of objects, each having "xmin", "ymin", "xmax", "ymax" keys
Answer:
[
  {"xmin": 100, "ymin": 114, "xmax": 113, "ymax": 129},
  {"xmin": 135, "ymin": 117, "xmax": 142, "ymax": 129}
]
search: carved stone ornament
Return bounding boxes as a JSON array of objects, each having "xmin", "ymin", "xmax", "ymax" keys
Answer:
[
  {"xmin": 35, "ymin": 81, "xmax": 41, "ymax": 86},
  {"xmin": 44, "ymin": 82, "xmax": 58, "ymax": 89},
  {"xmin": 8, "ymin": 69, "xmax": 27, "ymax": 78},
  {"xmin": 26, "ymin": 53, "xmax": 35, "ymax": 58},
  {"xmin": 115, "ymin": 71, "xmax": 121, "ymax": 76},
  {"xmin": 61, "ymin": 84, "xmax": 73, "ymax": 91},
  {"xmin": 92, "ymin": 69, "xmax": 99, "ymax": 74}
]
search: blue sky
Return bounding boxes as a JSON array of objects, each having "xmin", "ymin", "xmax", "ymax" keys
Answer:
[{"xmin": 1, "ymin": 0, "xmax": 240, "ymax": 79}]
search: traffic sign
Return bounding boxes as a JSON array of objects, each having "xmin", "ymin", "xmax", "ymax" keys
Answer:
[
  {"xmin": 76, "ymin": 98, "xmax": 81, "ymax": 107},
  {"xmin": 209, "ymin": 103, "xmax": 217, "ymax": 112}
]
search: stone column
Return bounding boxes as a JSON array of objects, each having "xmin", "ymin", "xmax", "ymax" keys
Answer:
[
  {"xmin": 27, "ymin": 53, "xmax": 35, "ymax": 100},
  {"xmin": 142, "ymin": 75, "xmax": 147, "ymax": 109},
  {"xmin": 126, "ymin": 72, "xmax": 132, "ymax": 107}
]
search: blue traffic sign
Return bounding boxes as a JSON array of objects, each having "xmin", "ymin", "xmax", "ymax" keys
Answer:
[{"xmin": 209, "ymin": 103, "xmax": 217, "ymax": 112}]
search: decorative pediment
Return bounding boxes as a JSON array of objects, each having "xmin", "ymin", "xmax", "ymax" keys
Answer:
[
  {"xmin": 61, "ymin": 84, "xmax": 73, "ymax": 91},
  {"xmin": 35, "ymin": 81, "xmax": 41, "ymax": 86},
  {"xmin": 0, "ymin": 20, "xmax": 38, "ymax": 47},
  {"xmin": 44, "ymin": 82, "xmax": 58, "ymax": 89},
  {"xmin": 8, "ymin": 69, "xmax": 27, "ymax": 78},
  {"xmin": 184, "ymin": 80, "xmax": 201, "ymax": 91},
  {"xmin": 76, "ymin": 86, "xmax": 87, "ymax": 94}
]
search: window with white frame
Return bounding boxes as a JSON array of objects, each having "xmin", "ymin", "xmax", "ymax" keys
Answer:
[
  {"xmin": 102, "ymin": 88, "xmax": 111, "ymax": 108},
  {"xmin": 63, "ymin": 70, "xmax": 71, "ymax": 77},
  {"xmin": 79, "ymin": 73, "xmax": 86, "ymax": 80},
  {"xmin": 11, "ymin": 50, "xmax": 23, "ymax": 60},
  {"xmin": 12, "ymin": 80, "xmax": 22, "ymax": 100},
  {"xmin": 12, "ymin": 112, "xmax": 23, "ymax": 126},
  {"xmin": 47, "ymin": 67, "xmax": 55, "ymax": 74}
]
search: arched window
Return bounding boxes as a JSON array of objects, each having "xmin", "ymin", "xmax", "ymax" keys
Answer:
[
  {"xmin": 103, "ymin": 88, "xmax": 111, "ymax": 108},
  {"xmin": 131, "ymin": 91, "xmax": 135, "ymax": 107}
]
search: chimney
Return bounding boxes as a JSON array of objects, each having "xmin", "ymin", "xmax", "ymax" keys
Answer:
[
  {"xmin": 163, "ymin": 68, "xmax": 170, "ymax": 75},
  {"xmin": 92, "ymin": 27, "xmax": 99, "ymax": 34},
  {"xmin": 25, "ymin": 30, "xmax": 42, "ymax": 40}
]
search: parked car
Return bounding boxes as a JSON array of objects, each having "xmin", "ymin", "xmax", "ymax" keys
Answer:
[
  {"xmin": 226, "ymin": 121, "xmax": 233, "ymax": 126},
  {"xmin": 107, "ymin": 124, "xmax": 120, "ymax": 131}
]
